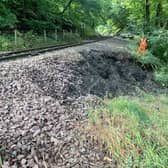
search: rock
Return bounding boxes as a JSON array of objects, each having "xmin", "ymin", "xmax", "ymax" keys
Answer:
[
  {"xmin": 119, "ymin": 33, "xmax": 134, "ymax": 39},
  {"xmin": 104, "ymin": 156, "xmax": 113, "ymax": 163},
  {"xmin": 17, "ymin": 155, "xmax": 24, "ymax": 160},
  {"xmin": 2, "ymin": 162, "xmax": 10, "ymax": 168},
  {"xmin": 21, "ymin": 159, "xmax": 27, "ymax": 165},
  {"xmin": 33, "ymin": 164, "xmax": 38, "ymax": 168},
  {"xmin": 33, "ymin": 129, "xmax": 41, "ymax": 137}
]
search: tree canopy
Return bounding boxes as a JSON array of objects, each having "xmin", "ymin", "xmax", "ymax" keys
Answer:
[{"xmin": 0, "ymin": 0, "xmax": 167, "ymax": 33}]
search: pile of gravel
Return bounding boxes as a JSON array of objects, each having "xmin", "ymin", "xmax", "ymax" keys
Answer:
[{"xmin": 0, "ymin": 39, "xmax": 166, "ymax": 167}]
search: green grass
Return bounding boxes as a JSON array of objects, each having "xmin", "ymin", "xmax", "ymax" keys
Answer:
[
  {"xmin": 128, "ymin": 43, "xmax": 161, "ymax": 69},
  {"xmin": 86, "ymin": 93, "xmax": 168, "ymax": 168},
  {"xmin": 155, "ymin": 66, "xmax": 168, "ymax": 87},
  {"xmin": 128, "ymin": 39, "xmax": 168, "ymax": 87}
]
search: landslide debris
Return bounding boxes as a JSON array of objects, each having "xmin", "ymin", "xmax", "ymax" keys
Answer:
[{"xmin": 0, "ymin": 39, "xmax": 166, "ymax": 167}]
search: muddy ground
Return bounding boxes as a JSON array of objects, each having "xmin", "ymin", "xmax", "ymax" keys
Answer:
[{"xmin": 0, "ymin": 38, "xmax": 167, "ymax": 168}]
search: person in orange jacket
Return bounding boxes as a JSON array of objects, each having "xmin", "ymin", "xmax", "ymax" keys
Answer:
[{"xmin": 137, "ymin": 37, "xmax": 147, "ymax": 56}]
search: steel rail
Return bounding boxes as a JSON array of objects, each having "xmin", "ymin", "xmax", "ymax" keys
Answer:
[{"xmin": 0, "ymin": 37, "xmax": 111, "ymax": 61}]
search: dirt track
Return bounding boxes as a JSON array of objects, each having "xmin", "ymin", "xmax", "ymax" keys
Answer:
[{"xmin": 0, "ymin": 38, "xmax": 167, "ymax": 167}]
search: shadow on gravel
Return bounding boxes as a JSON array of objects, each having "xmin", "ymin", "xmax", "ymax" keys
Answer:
[{"xmin": 26, "ymin": 49, "xmax": 162, "ymax": 100}]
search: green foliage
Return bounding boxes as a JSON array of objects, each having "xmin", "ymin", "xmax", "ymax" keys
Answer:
[
  {"xmin": 106, "ymin": 98, "xmax": 150, "ymax": 123},
  {"xmin": 0, "ymin": 0, "xmax": 101, "ymax": 33},
  {"xmin": 128, "ymin": 29, "xmax": 168, "ymax": 86},
  {"xmin": 87, "ymin": 95, "xmax": 168, "ymax": 167},
  {"xmin": 25, "ymin": 20, "xmax": 57, "ymax": 31},
  {"xmin": 0, "ymin": 3, "xmax": 17, "ymax": 29},
  {"xmin": 111, "ymin": 4, "xmax": 129, "ymax": 31},
  {"xmin": 155, "ymin": 66, "xmax": 168, "ymax": 87},
  {"xmin": 0, "ymin": 35, "xmax": 12, "ymax": 50},
  {"xmin": 128, "ymin": 42, "xmax": 161, "ymax": 68},
  {"xmin": 0, "ymin": 31, "xmax": 81, "ymax": 51},
  {"xmin": 0, "ymin": 0, "xmax": 168, "ymax": 38},
  {"xmin": 84, "ymin": 26, "xmax": 98, "ymax": 37},
  {"xmin": 129, "ymin": 46, "xmax": 168, "ymax": 86},
  {"xmin": 147, "ymin": 30, "xmax": 168, "ymax": 63},
  {"xmin": 62, "ymin": 32, "xmax": 81, "ymax": 42},
  {"xmin": 78, "ymin": 0, "xmax": 101, "ymax": 12}
]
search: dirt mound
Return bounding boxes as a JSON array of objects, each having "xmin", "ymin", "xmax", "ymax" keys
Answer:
[
  {"xmin": 0, "ymin": 62, "xmax": 108, "ymax": 167},
  {"xmin": 26, "ymin": 49, "xmax": 161, "ymax": 100}
]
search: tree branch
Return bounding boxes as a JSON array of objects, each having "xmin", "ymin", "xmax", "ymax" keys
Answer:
[{"xmin": 61, "ymin": 0, "xmax": 74, "ymax": 15}]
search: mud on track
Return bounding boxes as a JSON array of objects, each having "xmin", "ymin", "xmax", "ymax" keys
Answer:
[{"xmin": 0, "ymin": 38, "xmax": 167, "ymax": 167}]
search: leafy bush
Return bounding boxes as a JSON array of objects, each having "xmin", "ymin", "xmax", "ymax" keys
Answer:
[
  {"xmin": 128, "ymin": 43, "xmax": 161, "ymax": 68},
  {"xmin": 111, "ymin": 4, "xmax": 129, "ymax": 31},
  {"xmin": 0, "ymin": 31, "xmax": 82, "ymax": 51},
  {"xmin": 0, "ymin": 3, "xmax": 17, "ymax": 29},
  {"xmin": 0, "ymin": 35, "xmax": 12, "ymax": 50},
  {"xmin": 147, "ymin": 30, "xmax": 168, "ymax": 63},
  {"xmin": 128, "ymin": 31, "xmax": 168, "ymax": 86},
  {"xmin": 155, "ymin": 66, "xmax": 168, "ymax": 87},
  {"xmin": 63, "ymin": 32, "xmax": 81, "ymax": 42}
]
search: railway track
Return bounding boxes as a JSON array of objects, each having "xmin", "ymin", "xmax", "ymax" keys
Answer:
[{"xmin": 0, "ymin": 37, "xmax": 111, "ymax": 61}]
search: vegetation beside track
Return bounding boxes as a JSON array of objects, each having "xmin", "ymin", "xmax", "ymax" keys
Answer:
[
  {"xmin": 0, "ymin": 31, "xmax": 82, "ymax": 51},
  {"xmin": 128, "ymin": 29, "xmax": 168, "ymax": 87},
  {"xmin": 86, "ymin": 92, "xmax": 168, "ymax": 168}
]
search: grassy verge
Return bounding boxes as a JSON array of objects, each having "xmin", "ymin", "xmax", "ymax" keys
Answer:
[
  {"xmin": 86, "ymin": 93, "xmax": 168, "ymax": 167},
  {"xmin": 154, "ymin": 66, "xmax": 168, "ymax": 87},
  {"xmin": 128, "ymin": 37, "xmax": 168, "ymax": 87},
  {"xmin": 128, "ymin": 42, "xmax": 161, "ymax": 69}
]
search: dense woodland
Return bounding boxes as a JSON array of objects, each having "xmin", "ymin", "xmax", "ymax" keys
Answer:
[{"xmin": 0, "ymin": 0, "xmax": 168, "ymax": 33}]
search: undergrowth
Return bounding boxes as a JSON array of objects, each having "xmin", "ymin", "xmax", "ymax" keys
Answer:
[
  {"xmin": 154, "ymin": 66, "xmax": 168, "ymax": 87},
  {"xmin": 0, "ymin": 31, "xmax": 81, "ymax": 51},
  {"xmin": 86, "ymin": 93, "xmax": 168, "ymax": 168},
  {"xmin": 128, "ymin": 30, "xmax": 168, "ymax": 87},
  {"xmin": 128, "ymin": 44, "xmax": 161, "ymax": 69}
]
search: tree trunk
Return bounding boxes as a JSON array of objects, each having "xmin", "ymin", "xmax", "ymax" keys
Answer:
[
  {"xmin": 23, "ymin": 0, "xmax": 26, "ymax": 19},
  {"xmin": 144, "ymin": 0, "xmax": 150, "ymax": 32},
  {"xmin": 155, "ymin": 2, "xmax": 162, "ymax": 27}
]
